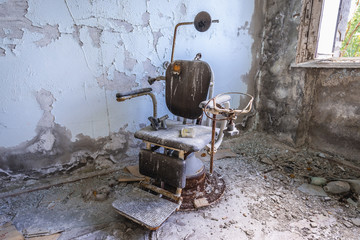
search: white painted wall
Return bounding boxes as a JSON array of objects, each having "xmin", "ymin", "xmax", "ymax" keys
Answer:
[{"xmin": 0, "ymin": 0, "xmax": 255, "ymax": 148}]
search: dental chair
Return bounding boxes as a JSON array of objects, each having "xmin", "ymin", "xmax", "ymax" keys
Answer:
[{"xmin": 112, "ymin": 12, "xmax": 254, "ymax": 230}]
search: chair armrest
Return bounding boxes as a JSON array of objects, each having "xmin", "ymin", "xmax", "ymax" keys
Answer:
[{"xmin": 116, "ymin": 88, "xmax": 152, "ymax": 98}]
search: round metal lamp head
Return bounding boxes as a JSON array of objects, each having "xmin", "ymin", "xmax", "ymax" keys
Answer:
[{"xmin": 194, "ymin": 11, "xmax": 212, "ymax": 32}]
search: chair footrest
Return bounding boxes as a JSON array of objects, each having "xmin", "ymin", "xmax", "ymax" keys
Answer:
[{"xmin": 112, "ymin": 187, "xmax": 180, "ymax": 230}]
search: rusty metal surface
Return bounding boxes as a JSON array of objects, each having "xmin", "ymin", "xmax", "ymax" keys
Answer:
[
  {"xmin": 171, "ymin": 22, "xmax": 193, "ymax": 63},
  {"xmin": 180, "ymin": 171, "xmax": 225, "ymax": 211},
  {"xmin": 165, "ymin": 61, "xmax": 211, "ymax": 119},
  {"xmin": 116, "ymin": 88, "xmax": 152, "ymax": 98},
  {"xmin": 170, "ymin": 12, "xmax": 219, "ymax": 62},
  {"xmin": 112, "ymin": 187, "xmax": 179, "ymax": 230},
  {"xmin": 184, "ymin": 166, "xmax": 206, "ymax": 190},
  {"xmin": 210, "ymin": 114, "xmax": 217, "ymax": 174},
  {"xmin": 139, "ymin": 149, "xmax": 186, "ymax": 188}
]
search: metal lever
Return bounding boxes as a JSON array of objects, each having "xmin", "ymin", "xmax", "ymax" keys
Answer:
[
  {"xmin": 148, "ymin": 76, "xmax": 166, "ymax": 85},
  {"xmin": 148, "ymin": 115, "xmax": 169, "ymax": 130}
]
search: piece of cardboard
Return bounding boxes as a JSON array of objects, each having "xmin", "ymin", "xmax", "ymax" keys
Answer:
[
  {"xmin": 0, "ymin": 222, "xmax": 24, "ymax": 240},
  {"xmin": 124, "ymin": 165, "xmax": 146, "ymax": 178},
  {"xmin": 194, "ymin": 198, "xmax": 210, "ymax": 208}
]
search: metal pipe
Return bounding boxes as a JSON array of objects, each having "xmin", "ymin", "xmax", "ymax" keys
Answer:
[
  {"xmin": 117, "ymin": 92, "xmax": 157, "ymax": 118},
  {"xmin": 171, "ymin": 22, "xmax": 193, "ymax": 63},
  {"xmin": 210, "ymin": 114, "xmax": 217, "ymax": 174},
  {"xmin": 213, "ymin": 101, "xmax": 229, "ymax": 150},
  {"xmin": 148, "ymin": 92, "xmax": 157, "ymax": 118},
  {"xmin": 170, "ymin": 20, "xmax": 219, "ymax": 63},
  {"xmin": 205, "ymin": 72, "xmax": 215, "ymax": 126}
]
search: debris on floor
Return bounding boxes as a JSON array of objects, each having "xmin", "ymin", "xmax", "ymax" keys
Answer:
[
  {"xmin": 324, "ymin": 181, "xmax": 351, "ymax": 194},
  {"xmin": 0, "ymin": 132, "xmax": 359, "ymax": 239},
  {"xmin": 193, "ymin": 197, "xmax": 210, "ymax": 208}
]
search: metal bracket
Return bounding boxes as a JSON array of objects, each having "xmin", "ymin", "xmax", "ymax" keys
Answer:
[{"xmin": 148, "ymin": 115, "xmax": 169, "ymax": 131}]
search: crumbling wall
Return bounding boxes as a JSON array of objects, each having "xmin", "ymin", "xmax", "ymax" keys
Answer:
[
  {"xmin": 256, "ymin": 0, "xmax": 306, "ymax": 144},
  {"xmin": 0, "ymin": 0, "xmax": 258, "ymax": 175},
  {"xmin": 258, "ymin": 0, "xmax": 360, "ymax": 163},
  {"xmin": 309, "ymin": 69, "xmax": 360, "ymax": 161}
]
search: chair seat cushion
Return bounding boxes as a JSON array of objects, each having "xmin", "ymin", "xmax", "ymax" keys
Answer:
[{"xmin": 134, "ymin": 120, "xmax": 217, "ymax": 152}]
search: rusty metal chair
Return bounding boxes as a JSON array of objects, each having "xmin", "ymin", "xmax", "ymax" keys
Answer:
[{"xmin": 112, "ymin": 12, "xmax": 254, "ymax": 230}]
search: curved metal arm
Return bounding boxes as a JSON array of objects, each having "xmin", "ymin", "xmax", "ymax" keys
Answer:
[
  {"xmin": 148, "ymin": 76, "xmax": 165, "ymax": 85},
  {"xmin": 170, "ymin": 19, "xmax": 219, "ymax": 63},
  {"xmin": 203, "ymin": 92, "xmax": 254, "ymax": 121},
  {"xmin": 201, "ymin": 92, "xmax": 254, "ymax": 174},
  {"xmin": 116, "ymin": 88, "xmax": 157, "ymax": 118}
]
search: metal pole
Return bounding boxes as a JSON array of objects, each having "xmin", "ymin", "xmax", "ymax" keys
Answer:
[
  {"xmin": 210, "ymin": 114, "xmax": 217, "ymax": 174},
  {"xmin": 171, "ymin": 22, "xmax": 193, "ymax": 63}
]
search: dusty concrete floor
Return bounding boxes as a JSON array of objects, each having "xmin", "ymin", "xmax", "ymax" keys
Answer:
[{"xmin": 0, "ymin": 132, "xmax": 359, "ymax": 239}]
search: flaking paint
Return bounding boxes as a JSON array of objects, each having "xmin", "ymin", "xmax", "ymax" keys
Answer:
[{"xmin": 0, "ymin": 0, "xmax": 258, "ymax": 173}]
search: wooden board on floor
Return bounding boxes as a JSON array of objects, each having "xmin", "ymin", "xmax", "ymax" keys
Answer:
[
  {"xmin": 0, "ymin": 222, "xmax": 24, "ymax": 240},
  {"xmin": 124, "ymin": 165, "xmax": 146, "ymax": 178},
  {"xmin": 28, "ymin": 233, "xmax": 61, "ymax": 240},
  {"xmin": 118, "ymin": 176, "xmax": 145, "ymax": 182}
]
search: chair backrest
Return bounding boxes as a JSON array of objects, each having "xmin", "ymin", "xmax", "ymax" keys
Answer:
[{"xmin": 165, "ymin": 60, "xmax": 212, "ymax": 119}]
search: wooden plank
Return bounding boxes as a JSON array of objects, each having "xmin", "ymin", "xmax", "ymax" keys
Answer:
[
  {"xmin": 0, "ymin": 222, "xmax": 24, "ymax": 240},
  {"xmin": 124, "ymin": 165, "xmax": 145, "ymax": 178},
  {"xmin": 28, "ymin": 233, "xmax": 61, "ymax": 240},
  {"xmin": 144, "ymin": 141, "xmax": 182, "ymax": 152},
  {"xmin": 118, "ymin": 177, "xmax": 145, "ymax": 182},
  {"xmin": 0, "ymin": 166, "xmax": 124, "ymax": 199},
  {"xmin": 140, "ymin": 182, "xmax": 182, "ymax": 203}
]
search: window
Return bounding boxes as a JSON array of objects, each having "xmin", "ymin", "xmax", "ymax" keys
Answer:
[
  {"xmin": 296, "ymin": 0, "xmax": 360, "ymax": 66},
  {"xmin": 317, "ymin": 0, "xmax": 341, "ymax": 58}
]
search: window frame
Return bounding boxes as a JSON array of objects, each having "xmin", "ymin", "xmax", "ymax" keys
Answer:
[{"xmin": 294, "ymin": 0, "xmax": 360, "ymax": 68}]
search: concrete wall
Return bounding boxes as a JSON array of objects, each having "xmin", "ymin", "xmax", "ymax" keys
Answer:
[
  {"xmin": 309, "ymin": 69, "xmax": 360, "ymax": 161},
  {"xmin": 0, "ymin": 0, "xmax": 260, "ymax": 175},
  {"xmin": 257, "ymin": 0, "xmax": 360, "ymax": 163},
  {"xmin": 256, "ymin": 0, "xmax": 306, "ymax": 144}
]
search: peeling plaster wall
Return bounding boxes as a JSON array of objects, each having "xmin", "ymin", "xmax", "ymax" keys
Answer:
[
  {"xmin": 258, "ymin": 0, "xmax": 360, "ymax": 163},
  {"xmin": 0, "ymin": 0, "xmax": 258, "ymax": 174}
]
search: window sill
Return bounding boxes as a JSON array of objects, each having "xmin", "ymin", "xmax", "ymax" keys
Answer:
[{"xmin": 291, "ymin": 58, "xmax": 360, "ymax": 69}]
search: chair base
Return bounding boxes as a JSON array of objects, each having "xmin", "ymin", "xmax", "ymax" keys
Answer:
[{"xmin": 180, "ymin": 171, "xmax": 225, "ymax": 210}]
